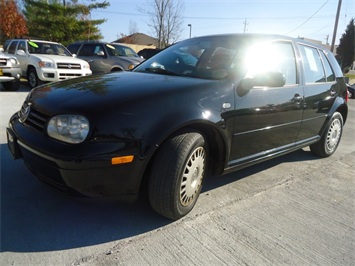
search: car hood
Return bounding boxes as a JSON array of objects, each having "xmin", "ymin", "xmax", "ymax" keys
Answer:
[
  {"xmin": 116, "ymin": 56, "xmax": 143, "ymax": 64},
  {"xmin": 28, "ymin": 72, "xmax": 222, "ymax": 115},
  {"xmin": 31, "ymin": 54, "xmax": 87, "ymax": 64}
]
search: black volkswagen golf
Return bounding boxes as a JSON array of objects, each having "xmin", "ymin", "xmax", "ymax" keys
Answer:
[{"xmin": 7, "ymin": 34, "xmax": 348, "ymax": 220}]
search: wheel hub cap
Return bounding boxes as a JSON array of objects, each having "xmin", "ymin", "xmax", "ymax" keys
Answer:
[
  {"xmin": 326, "ymin": 119, "xmax": 341, "ymax": 152},
  {"xmin": 180, "ymin": 147, "xmax": 206, "ymax": 207}
]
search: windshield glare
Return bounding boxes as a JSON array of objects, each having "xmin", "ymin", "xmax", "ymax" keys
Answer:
[
  {"xmin": 134, "ymin": 36, "xmax": 241, "ymax": 80},
  {"xmin": 28, "ymin": 41, "xmax": 72, "ymax": 56}
]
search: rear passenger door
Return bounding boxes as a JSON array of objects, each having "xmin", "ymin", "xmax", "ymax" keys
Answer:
[{"xmin": 297, "ymin": 44, "xmax": 337, "ymax": 140}]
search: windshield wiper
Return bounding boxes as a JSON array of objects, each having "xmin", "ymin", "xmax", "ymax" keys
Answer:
[{"xmin": 144, "ymin": 67, "xmax": 179, "ymax": 76}]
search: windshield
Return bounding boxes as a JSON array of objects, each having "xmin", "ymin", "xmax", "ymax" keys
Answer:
[
  {"xmin": 27, "ymin": 41, "xmax": 72, "ymax": 56},
  {"xmin": 110, "ymin": 44, "xmax": 140, "ymax": 58},
  {"xmin": 134, "ymin": 36, "xmax": 244, "ymax": 80}
]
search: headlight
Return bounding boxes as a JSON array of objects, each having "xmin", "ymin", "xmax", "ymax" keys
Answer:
[
  {"xmin": 9, "ymin": 57, "xmax": 20, "ymax": 67},
  {"xmin": 47, "ymin": 115, "xmax": 89, "ymax": 144},
  {"xmin": 83, "ymin": 63, "xmax": 91, "ymax": 70},
  {"xmin": 38, "ymin": 61, "xmax": 55, "ymax": 68}
]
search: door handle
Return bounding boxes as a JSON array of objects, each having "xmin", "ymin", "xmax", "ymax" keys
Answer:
[{"xmin": 293, "ymin": 94, "xmax": 303, "ymax": 102}]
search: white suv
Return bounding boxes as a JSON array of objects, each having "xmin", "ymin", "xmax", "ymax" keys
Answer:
[
  {"xmin": 0, "ymin": 48, "xmax": 21, "ymax": 91},
  {"xmin": 4, "ymin": 39, "xmax": 92, "ymax": 88}
]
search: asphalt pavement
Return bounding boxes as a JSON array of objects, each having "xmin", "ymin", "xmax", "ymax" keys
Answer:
[{"xmin": 1, "ymin": 82, "xmax": 354, "ymax": 266}]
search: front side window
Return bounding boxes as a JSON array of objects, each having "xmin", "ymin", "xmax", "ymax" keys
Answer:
[
  {"xmin": 299, "ymin": 44, "xmax": 326, "ymax": 84},
  {"xmin": 77, "ymin": 44, "xmax": 105, "ymax": 57},
  {"xmin": 244, "ymin": 41, "xmax": 298, "ymax": 86}
]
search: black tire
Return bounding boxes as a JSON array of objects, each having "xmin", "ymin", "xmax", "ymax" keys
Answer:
[
  {"xmin": 310, "ymin": 112, "xmax": 343, "ymax": 157},
  {"xmin": 27, "ymin": 68, "xmax": 41, "ymax": 88},
  {"xmin": 148, "ymin": 132, "xmax": 207, "ymax": 220},
  {"xmin": 2, "ymin": 79, "xmax": 20, "ymax": 91}
]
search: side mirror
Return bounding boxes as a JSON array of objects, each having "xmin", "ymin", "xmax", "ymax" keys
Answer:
[
  {"xmin": 237, "ymin": 71, "xmax": 286, "ymax": 96},
  {"xmin": 96, "ymin": 51, "xmax": 105, "ymax": 57},
  {"xmin": 16, "ymin": 50, "xmax": 26, "ymax": 56},
  {"xmin": 72, "ymin": 54, "xmax": 77, "ymax": 58},
  {"xmin": 0, "ymin": 48, "xmax": 4, "ymax": 52}
]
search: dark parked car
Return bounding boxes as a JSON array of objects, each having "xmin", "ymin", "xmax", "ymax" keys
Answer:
[
  {"xmin": 347, "ymin": 84, "xmax": 355, "ymax": 99},
  {"xmin": 7, "ymin": 34, "xmax": 348, "ymax": 220},
  {"xmin": 67, "ymin": 41, "xmax": 143, "ymax": 74},
  {"xmin": 138, "ymin": 48, "xmax": 161, "ymax": 60}
]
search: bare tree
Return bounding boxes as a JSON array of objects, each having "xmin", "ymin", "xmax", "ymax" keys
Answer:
[{"xmin": 138, "ymin": 0, "xmax": 184, "ymax": 49}]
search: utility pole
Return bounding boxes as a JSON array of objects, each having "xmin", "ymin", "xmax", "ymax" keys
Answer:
[
  {"xmin": 188, "ymin": 24, "xmax": 192, "ymax": 38},
  {"xmin": 243, "ymin": 19, "xmax": 248, "ymax": 33},
  {"xmin": 331, "ymin": 0, "xmax": 342, "ymax": 53}
]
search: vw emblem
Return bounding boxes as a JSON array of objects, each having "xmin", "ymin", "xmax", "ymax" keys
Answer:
[{"xmin": 19, "ymin": 103, "xmax": 31, "ymax": 123}]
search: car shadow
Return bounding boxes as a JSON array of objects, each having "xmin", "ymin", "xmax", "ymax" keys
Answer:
[
  {"xmin": 0, "ymin": 143, "xmax": 319, "ymax": 253},
  {"xmin": 202, "ymin": 148, "xmax": 319, "ymax": 191}
]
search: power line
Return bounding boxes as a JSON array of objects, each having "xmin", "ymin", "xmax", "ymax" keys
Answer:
[
  {"xmin": 93, "ymin": 10, "xmax": 335, "ymax": 22},
  {"xmin": 287, "ymin": 0, "xmax": 330, "ymax": 34}
]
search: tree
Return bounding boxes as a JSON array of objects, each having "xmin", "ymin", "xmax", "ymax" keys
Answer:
[
  {"xmin": 22, "ymin": 0, "xmax": 109, "ymax": 45},
  {"xmin": 0, "ymin": 0, "xmax": 28, "ymax": 43},
  {"xmin": 336, "ymin": 18, "xmax": 355, "ymax": 68},
  {"xmin": 139, "ymin": 0, "xmax": 184, "ymax": 49}
]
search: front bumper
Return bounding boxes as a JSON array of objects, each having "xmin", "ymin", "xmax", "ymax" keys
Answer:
[
  {"xmin": 0, "ymin": 67, "xmax": 21, "ymax": 81},
  {"xmin": 7, "ymin": 118, "xmax": 146, "ymax": 200},
  {"xmin": 37, "ymin": 68, "xmax": 92, "ymax": 82}
]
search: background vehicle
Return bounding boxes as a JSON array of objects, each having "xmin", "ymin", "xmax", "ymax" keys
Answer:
[
  {"xmin": 0, "ymin": 48, "xmax": 21, "ymax": 91},
  {"xmin": 4, "ymin": 39, "xmax": 92, "ymax": 88},
  {"xmin": 347, "ymin": 84, "xmax": 355, "ymax": 99},
  {"xmin": 344, "ymin": 60, "xmax": 355, "ymax": 85},
  {"xmin": 67, "ymin": 41, "xmax": 143, "ymax": 74},
  {"xmin": 7, "ymin": 34, "xmax": 348, "ymax": 220},
  {"xmin": 138, "ymin": 48, "xmax": 161, "ymax": 60}
]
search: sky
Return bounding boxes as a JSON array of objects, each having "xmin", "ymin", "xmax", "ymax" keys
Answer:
[{"xmin": 91, "ymin": 0, "xmax": 355, "ymax": 45}]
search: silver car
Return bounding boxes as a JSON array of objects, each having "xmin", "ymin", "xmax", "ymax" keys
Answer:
[{"xmin": 67, "ymin": 41, "xmax": 143, "ymax": 74}]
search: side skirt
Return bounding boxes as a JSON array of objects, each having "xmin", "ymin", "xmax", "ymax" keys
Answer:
[{"xmin": 223, "ymin": 136, "xmax": 320, "ymax": 175}]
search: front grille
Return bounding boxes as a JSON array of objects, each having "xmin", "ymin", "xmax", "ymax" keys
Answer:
[
  {"xmin": 59, "ymin": 73, "xmax": 82, "ymax": 78},
  {"xmin": 0, "ymin": 58, "xmax": 7, "ymax": 66},
  {"xmin": 57, "ymin": 63, "xmax": 81, "ymax": 69},
  {"xmin": 20, "ymin": 104, "xmax": 49, "ymax": 131}
]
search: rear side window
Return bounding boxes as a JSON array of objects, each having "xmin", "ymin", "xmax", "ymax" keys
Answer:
[
  {"xmin": 77, "ymin": 44, "xmax": 106, "ymax": 57},
  {"xmin": 299, "ymin": 44, "xmax": 334, "ymax": 84}
]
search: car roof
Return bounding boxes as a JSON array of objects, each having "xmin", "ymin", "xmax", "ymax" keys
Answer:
[
  {"xmin": 192, "ymin": 33, "xmax": 328, "ymax": 49},
  {"xmin": 8, "ymin": 39, "xmax": 62, "ymax": 45}
]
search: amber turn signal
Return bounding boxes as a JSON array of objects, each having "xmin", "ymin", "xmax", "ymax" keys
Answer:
[{"xmin": 111, "ymin": 155, "xmax": 134, "ymax": 165}]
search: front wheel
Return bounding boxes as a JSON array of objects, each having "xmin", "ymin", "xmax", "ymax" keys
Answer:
[
  {"xmin": 27, "ymin": 68, "xmax": 42, "ymax": 88},
  {"xmin": 310, "ymin": 111, "xmax": 343, "ymax": 157},
  {"xmin": 148, "ymin": 132, "xmax": 207, "ymax": 220}
]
